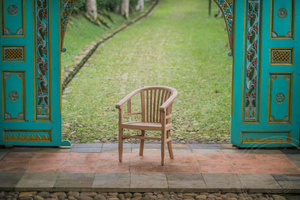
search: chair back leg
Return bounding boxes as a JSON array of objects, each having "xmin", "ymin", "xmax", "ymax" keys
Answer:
[
  {"xmin": 167, "ymin": 130, "xmax": 174, "ymax": 159},
  {"xmin": 119, "ymin": 128, "xmax": 124, "ymax": 162},
  {"xmin": 139, "ymin": 130, "xmax": 145, "ymax": 156}
]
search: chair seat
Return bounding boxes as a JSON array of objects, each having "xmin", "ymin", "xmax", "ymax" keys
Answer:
[{"xmin": 121, "ymin": 121, "xmax": 172, "ymax": 131}]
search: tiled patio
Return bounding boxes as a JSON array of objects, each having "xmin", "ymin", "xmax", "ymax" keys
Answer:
[{"xmin": 0, "ymin": 143, "xmax": 300, "ymax": 193}]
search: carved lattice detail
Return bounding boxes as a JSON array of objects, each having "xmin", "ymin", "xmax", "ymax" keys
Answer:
[
  {"xmin": 244, "ymin": 0, "xmax": 261, "ymax": 122},
  {"xmin": 4, "ymin": 48, "xmax": 23, "ymax": 60},
  {"xmin": 272, "ymin": 50, "xmax": 291, "ymax": 63}
]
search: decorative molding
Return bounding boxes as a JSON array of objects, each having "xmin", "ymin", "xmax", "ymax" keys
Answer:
[
  {"xmin": 1, "ymin": 0, "xmax": 25, "ymax": 36},
  {"xmin": 277, "ymin": 8, "xmax": 287, "ymax": 19},
  {"xmin": 2, "ymin": 71, "xmax": 25, "ymax": 121},
  {"xmin": 271, "ymin": 48, "xmax": 293, "ymax": 64},
  {"xmin": 268, "ymin": 74, "xmax": 292, "ymax": 123},
  {"xmin": 8, "ymin": 90, "xmax": 19, "ymax": 101},
  {"xmin": 270, "ymin": 0, "xmax": 294, "ymax": 39},
  {"xmin": 4, "ymin": 47, "xmax": 24, "ymax": 61},
  {"xmin": 241, "ymin": 131, "xmax": 291, "ymax": 144},
  {"xmin": 213, "ymin": 0, "xmax": 234, "ymax": 56},
  {"xmin": 61, "ymin": 0, "xmax": 80, "ymax": 52},
  {"xmin": 35, "ymin": 0, "xmax": 50, "ymax": 120},
  {"xmin": 7, "ymin": 5, "xmax": 18, "ymax": 16},
  {"xmin": 244, "ymin": 0, "xmax": 261, "ymax": 122},
  {"xmin": 3, "ymin": 130, "xmax": 52, "ymax": 142}
]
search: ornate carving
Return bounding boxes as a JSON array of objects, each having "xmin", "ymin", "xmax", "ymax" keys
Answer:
[
  {"xmin": 8, "ymin": 91, "xmax": 19, "ymax": 101},
  {"xmin": 271, "ymin": 49, "xmax": 292, "ymax": 63},
  {"xmin": 277, "ymin": 8, "xmax": 287, "ymax": 19},
  {"xmin": 4, "ymin": 48, "xmax": 23, "ymax": 60},
  {"xmin": 17, "ymin": 73, "xmax": 24, "ymax": 79},
  {"xmin": 7, "ymin": 5, "xmax": 18, "ymax": 16},
  {"xmin": 4, "ymin": 73, "xmax": 10, "ymax": 80},
  {"xmin": 61, "ymin": 0, "xmax": 80, "ymax": 52},
  {"xmin": 243, "ymin": 136, "xmax": 290, "ymax": 144},
  {"xmin": 275, "ymin": 93, "xmax": 285, "ymax": 104},
  {"xmin": 36, "ymin": 0, "xmax": 50, "ymax": 120},
  {"xmin": 244, "ymin": 0, "xmax": 260, "ymax": 122},
  {"xmin": 213, "ymin": 0, "xmax": 234, "ymax": 56},
  {"xmin": 16, "ymin": 28, "xmax": 23, "ymax": 34},
  {"xmin": 4, "ymin": 131, "xmax": 51, "ymax": 142},
  {"xmin": 18, "ymin": 113, "xmax": 24, "ymax": 119},
  {"xmin": 4, "ymin": 28, "xmax": 10, "ymax": 35},
  {"xmin": 5, "ymin": 113, "xmax": 11, "ymax": 119}
]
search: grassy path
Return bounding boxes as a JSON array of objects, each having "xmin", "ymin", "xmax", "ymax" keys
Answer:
[{"xmin": 62, "ymin": 0, "xmax": 232, "ymax": 144}]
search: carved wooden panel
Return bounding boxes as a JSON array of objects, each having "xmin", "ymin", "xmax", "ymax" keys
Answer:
[
  {"xmin": 268, "ymin": 74, "xmax": 292, "ymax": 123},
  {"xmin": 271, "ymin": 0, "xmax": 294, "ymax": 39},
  {"xmin": 2, "ymin": 71, "xmax": 25, "ymax": 121},
  {"xmin": 1, "ymin": 0, "xmax": 25, "ymax": 36},
  {"xmin": 271, "ymin": 49, "xmax": 293, "ymax": 64}
]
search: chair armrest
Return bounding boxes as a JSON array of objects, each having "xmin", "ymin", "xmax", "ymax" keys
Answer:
[
  {"xmin": 159, "ymin": 90, "xmax": 178, "ymax": 112},
  {"xmin": 116, "ymin": 88, "xmax": 143, "ymax": 109}
]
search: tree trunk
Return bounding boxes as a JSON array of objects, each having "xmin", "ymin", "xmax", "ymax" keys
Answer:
[
  {"xmin": 120, "ymin": 0, "xmax": 129, "ymax": 19},
  {"xmin": 86, "ymin": 0, "xmax": 97, "ymax": 21},
  {"xmin": 136, "ymin": 0, "xmax": 144, "ymax": 12},
  {"xmin": 215, "ymin": 9, "xmax": 222, "ymax": 18}
]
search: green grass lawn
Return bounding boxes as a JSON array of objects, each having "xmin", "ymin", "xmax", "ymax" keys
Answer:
[
  {"xmin": 61, "ymin": 2, "xmax": 154, "ymax": 68},
  {"xmin": 62, "ymin": 0, "xmax": 232, "ymax": 144}
]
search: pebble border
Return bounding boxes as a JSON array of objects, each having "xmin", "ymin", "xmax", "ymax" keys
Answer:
[{"xmin": 0, "ymin": 191, "xmax": 294, "ymax": 200}]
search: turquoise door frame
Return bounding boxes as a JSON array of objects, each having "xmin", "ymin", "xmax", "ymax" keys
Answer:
[
  {"xmin": 231, "ymin": 0, "xmax": 300, "ymax": 148},
  {"xmin": 0, "ymin": 0, "xmax": 70, "ymax": 146}
]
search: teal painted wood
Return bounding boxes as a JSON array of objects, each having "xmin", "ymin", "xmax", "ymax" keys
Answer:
[
  {"xmin": 231, "ymin": 0, "xmax": 300, "ymax": 148},
  {"xmin": 2, "ymin": 0, "xmax": 24, "ymax": 36},
  {"xmin": 0, "ymin": 0, "xmax": 70, "ymax": 146}
]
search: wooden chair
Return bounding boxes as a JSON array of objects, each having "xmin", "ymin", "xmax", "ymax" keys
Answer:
[{"xmin": 116, "ymin": 86, "xmax": 178, "ymax": 166}]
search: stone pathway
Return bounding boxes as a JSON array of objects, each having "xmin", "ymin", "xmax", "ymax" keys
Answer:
[{"xmin": 0, "ymin": 144, "xmax": 300, "ymax": 194}]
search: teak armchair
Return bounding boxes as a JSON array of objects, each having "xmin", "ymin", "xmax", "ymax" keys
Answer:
[{"xmin": 116, "ymin": 86, "xmax": 178, "ymax": 166}]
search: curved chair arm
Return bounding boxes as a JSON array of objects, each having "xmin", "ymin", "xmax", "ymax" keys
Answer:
[
  {"xmin": 116, "ymin": 88, "xmax": 143, "ymax": 109},
  {"xmin": 160, "ymin": 89, "xmax": 178, "ymax": 112}
]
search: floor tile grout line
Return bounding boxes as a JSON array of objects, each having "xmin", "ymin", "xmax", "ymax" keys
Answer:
[
  {"xmin": 222, "ymin": 153, "xmax": 238, "ymax": 174},
  {"xmin": 253, "ymin": 153, "xmax": 273, "ymax": 174}
]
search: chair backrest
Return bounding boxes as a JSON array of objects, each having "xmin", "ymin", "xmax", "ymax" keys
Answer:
[{"xmin": 140, "ymin": 86, "xmax": 177, "ymax": 123}]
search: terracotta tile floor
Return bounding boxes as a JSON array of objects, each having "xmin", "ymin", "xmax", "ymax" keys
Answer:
[
  {"xmin": 0, "ymin": 151, "xmax": 299, "ymax": 174},
  {"xmin": 0, "ymin": 145, "xmax": 300, "ymax": 192}
]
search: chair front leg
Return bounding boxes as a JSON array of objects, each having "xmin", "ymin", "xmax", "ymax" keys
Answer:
[
  {"xmin": 161, "ymin": 111, "xmax": 166, "ymax": 166},
  {"xmin": 119, "ymin": 128, "xmax": 123, "ymax": 162},
  {"xmin": 139, "ymin": 130, "xmax": 145, "ymax": 156},
  {"xmin": 167, "ymin": 130, "xmax": 174, "ymax": 159},
  {"xmin": 118, "ymin": 108, "xmax": 124, "ymax": 162},
  {"xmin": 161, "ymin": 130, "xmax": 165, "ymax": 166}
]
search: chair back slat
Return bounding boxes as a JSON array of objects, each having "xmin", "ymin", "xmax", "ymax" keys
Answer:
[
  {"xmin": 140, "ymin": 87, "xmax": 176, "ymax": 123},
  {"xmin": 153, "ymin": 89, "xmax": 157, "ymax": 122},
  {"xmin": 146, "ymin": 90, "xmax": 149, "ymax": 122},
  {"xmin": 159, "ymin": 90, "xmax": 165, "ymax": 123},
  {"xmin": 156, "ymin": 89, "xmax": 161, "ymax": 122},
  {"xmin": 141, "ymin": 91, "xmax": 145, "ymax": 122},
  {"xmin": 150, "ymin": 89, "xmax": 153, "ymax": 122},
  {"xmin": 127, "ymin": 99, "xmax": 131, "ymax": 113}
]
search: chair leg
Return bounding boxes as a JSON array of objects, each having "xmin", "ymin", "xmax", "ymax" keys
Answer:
[
  {"xmin": 119, "ymin": 128, "xmax": 123, "ymax": 162},
  {"xmin": 167, "ymin": 130, "xmax": 174, "ymax": 159},
  {"xmin": 161, "ymin": 130, "xmax": 165, "ymax": 166},
  {"xmin": 139, "ymin": 130, "xmax": 145, "ymax": 156}
]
